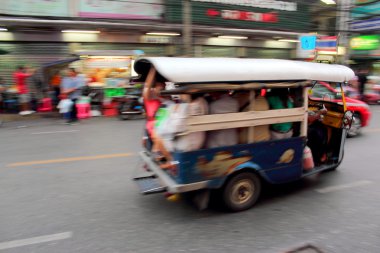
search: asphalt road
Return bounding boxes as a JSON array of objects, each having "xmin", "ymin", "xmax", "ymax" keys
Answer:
[{"xmin": 1, "ymin": 108, "xmax": 380, "ymax": 253}]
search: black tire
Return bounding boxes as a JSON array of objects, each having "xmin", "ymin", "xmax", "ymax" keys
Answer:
[
  {"xmin": 222, "ymin": 172, "xmax": 261, "ymax": 212},
  {"xmin": 118, "ymin": 102, "xmax": 132, "ymax": 120},
  {"xmin": 347, "ymin": 113, "xmax": 361, "ymax": 138}
]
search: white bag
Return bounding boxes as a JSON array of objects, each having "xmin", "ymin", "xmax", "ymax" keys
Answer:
[
  {"xmin": 156, "ymin": 103, "xmax": 189, "ymax": 137},
  {"xmin": 57, "ymin": 99, "xmax": 74, "ymax": 113}
]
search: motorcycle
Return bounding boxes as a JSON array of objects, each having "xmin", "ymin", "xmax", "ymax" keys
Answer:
[{"xmin": 117, "ymin": 88, "xmax": 144, "ymax": 120}]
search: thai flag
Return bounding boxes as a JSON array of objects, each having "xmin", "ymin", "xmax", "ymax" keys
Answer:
[{"xmin": 316, "ymin": 36, "xmax": 338, "ymax": 51}]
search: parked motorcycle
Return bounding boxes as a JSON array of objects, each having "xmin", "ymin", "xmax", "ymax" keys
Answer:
[{"xmin": 117, "ymin": 88, "xmax": 144, "ymax": 120}]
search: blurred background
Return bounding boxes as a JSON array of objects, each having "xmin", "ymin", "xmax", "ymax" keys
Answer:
[
  {"xmin": 0, "ymin": 0, "xmax": 378, "ymax": 85},
  {"xmin": 1, "ymin": 2, "xmax": 380, "ymax": 252},
  {"xmin": 0, "ymin": 0, "xmax": 379, "ymax": 119}
]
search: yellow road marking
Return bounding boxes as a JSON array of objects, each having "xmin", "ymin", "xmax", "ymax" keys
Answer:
[{"xmin": 7, "ymin": 153, "xmax": 135, "ymax": 167}]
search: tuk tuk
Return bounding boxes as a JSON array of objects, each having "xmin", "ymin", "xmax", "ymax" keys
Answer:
[{"xmin": 133, "ymin": 58, "xmax": 355, "ymax": 212}]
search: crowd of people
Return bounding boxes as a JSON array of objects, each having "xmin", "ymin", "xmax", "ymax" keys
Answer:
[{"xmin": 0, "ymin": 66, "xmax": 88, "ymax": 124}]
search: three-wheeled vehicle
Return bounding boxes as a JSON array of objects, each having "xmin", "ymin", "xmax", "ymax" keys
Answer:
[{"xmin": 133, "ymin": 58, "xmax": 355, "ymax": 212}]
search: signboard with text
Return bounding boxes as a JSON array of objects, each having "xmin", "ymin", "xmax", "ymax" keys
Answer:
[
  {"xmin": 166, "ymin": 0, "xmax": 310, "ymax": 31},
  {"xmin": 0, "ymin": 0, "xmax": 164, "ymax": 20},
  {"xmin": 0, "ymin": 0, "xmax": 69, "ymax": 17},
  {"xmin": 297, "ymin": 35, "xmax": 316, "ymax": 59},
  {"xmin": 78, "ymin": 0, "xmax": 164, "ymax": 20},
  {"xmin": 350, "ymin": 35, "xmax": 380, "ymax": 50},
  {"xmin": 206, "ymin": 9, "xmax": 278, "ymax": 22}
]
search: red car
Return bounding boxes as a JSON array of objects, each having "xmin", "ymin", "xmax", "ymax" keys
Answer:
[
  {"xmin": 310, "ymin": 82, "xmax": 371, "ymax": 137},
  {"xmin": 342, "ymin": 86, "xmax": 380, "ymax": 105}
]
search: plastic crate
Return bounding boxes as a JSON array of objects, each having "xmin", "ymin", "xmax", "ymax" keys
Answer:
[{"xmin": 104, "ymin": 88, "xmax": 125, "ymax": 98}]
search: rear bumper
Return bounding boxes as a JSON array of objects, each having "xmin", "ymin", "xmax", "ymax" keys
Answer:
[{"xmin": 138, "ymin": 151, "xmax": 209, "ymax": 193}]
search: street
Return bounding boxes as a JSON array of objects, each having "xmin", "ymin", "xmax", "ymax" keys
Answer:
[{"xmin": 1, "ymin": 108, "xmax": 380, "ymax": 253}]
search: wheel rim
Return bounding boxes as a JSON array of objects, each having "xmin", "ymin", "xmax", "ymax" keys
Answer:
[
  {"xmin": 348, "ymin": 115, "xmax": 361, "ymax": 136},
  {"xmin": 230, "ymin": 179, "xmax": 254, "ymax": 206}
]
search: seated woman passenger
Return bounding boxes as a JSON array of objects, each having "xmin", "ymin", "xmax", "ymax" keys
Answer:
[
  {"xmin": 173, "ymin": 94, "xmax": 209, "ymax": 151},
  {"xmin": 206, "ymin": 91, "xmax": 239, "ymax": 148},
  {"xmin": 155, "ymin": 94, "xmax": 209, "ymax": 153},
  {"xmin": 267, "ymin": 88, "xmax": 294, "ymax": 140},
  {"xmin": 236, "ymin": 91, "xmax": 270, "ymax": 143}
]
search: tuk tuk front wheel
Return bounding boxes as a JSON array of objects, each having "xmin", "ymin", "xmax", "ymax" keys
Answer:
[
  {"xmin": 222, "ymin": 172, "xmax": 261, "ymax": 212},
  {"xmin": 347, "ymin": 113, "xmax": 361, "ymax": 137}
]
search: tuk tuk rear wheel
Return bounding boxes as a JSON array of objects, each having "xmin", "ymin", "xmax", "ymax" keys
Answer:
[{"xmin": 222, "ymin": 172, "xmax": 261, "ymax": 212}]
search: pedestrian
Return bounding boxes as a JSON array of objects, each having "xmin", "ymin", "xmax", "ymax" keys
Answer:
[
  {"xmin": 357, "ymin": 69, "xmax": 369, "ymax": 101},
  {"xmin": 61, "ymin": 68, "xmax": 81, "ymax": 124},
  {"xmin": 13, "ymin": 66, "xmax": 35, "ymax": 115},
  {"xmin": 0, "ymin": 77, "xmax": 6, "ymax": 110},
  {"xmin": 50, "ymin": 71, "xmax": 62, "ymax": 105}
]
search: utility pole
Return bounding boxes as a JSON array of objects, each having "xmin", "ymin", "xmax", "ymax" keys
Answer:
[
  {"xmin": 183, "ymin": 0, "xmax": 193, "ymax": 57},
  {"xmin": 336, "ymin": 0, "xmax": 352, "ymax": 65}
]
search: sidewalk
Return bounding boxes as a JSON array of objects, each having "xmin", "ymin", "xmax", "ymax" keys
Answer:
[{"xmin": 1, "ymin": 112, "xmax": 60, "ymax": 123}]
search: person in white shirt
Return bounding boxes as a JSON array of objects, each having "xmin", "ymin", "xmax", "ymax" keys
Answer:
[
  {"xmin": 173, "ymin": 94, "xmax": 209, "ymax": 151},
  {"xmin": 206, "ymin": 92, "xmax": 239, "ymax": 148}
]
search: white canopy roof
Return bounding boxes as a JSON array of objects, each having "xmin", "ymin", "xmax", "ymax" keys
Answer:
[{"xmin": 134, "ymin": 57, "xmax": 355, "ymax": 84}]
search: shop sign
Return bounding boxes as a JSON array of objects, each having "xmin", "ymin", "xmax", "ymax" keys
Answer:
[
  {"xmin": 192, "ymin": 0, "xmax": 297, "ymax": 11},
  {"xmin": 78, "ymin": 0, "xmax": 164, "ymax": 20},
  {"xmin": 350, "ymin": 35, "xmax": 380, "ymax": 50},
  {"xmin": 166, "ymin": 0, "xmax": 310, "ymax": 30},
  {"xmin": 351, "ymin": 2, "xmax": 380, "ymax": 18},
  {"xmin": 0, "ymin": 0, "xmax": 69, "ymax": 17},
  {"xmin": 297, "ymin": 34, "xmax": 316, "ymax": 59},
  {"xmin": 140, "ymin": 36, "xmax": 172, "ymax": 44},
  {"xmin": 300, "ymin": 35, "xmax": 316, "ymax": 50},
  {"xmin": 85, "ymin": 57, "xmax": 132, "ymax": 69},
  {"xmin": 207, "ymin": 9, "xmax": 278, "ymax": 22}
]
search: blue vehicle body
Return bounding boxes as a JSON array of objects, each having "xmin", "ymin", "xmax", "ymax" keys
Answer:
[{"xmin": 169, "ymin": 137, "xmax": 305, "ymax": 187}]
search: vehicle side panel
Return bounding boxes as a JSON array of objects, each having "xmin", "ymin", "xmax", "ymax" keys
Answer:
[{"xmin": 170, "ymin": 137, "xmax": 304, "ymax": 186}]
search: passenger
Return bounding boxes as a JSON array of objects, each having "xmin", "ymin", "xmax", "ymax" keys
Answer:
[
  {"xmin": 142, "ymin": 67, "xmax": 169, "ymax": 160},
  {"xmin": 153, "ymin": 94, "xmax": 208, "ymax": 169},
  {"xmin": 173, "ymin": 94, "xmax": 209, "ymax": 151},
  {"xmin": 266, "ymin": 88, "xmax": 294, "ymax": 140},
  {"xmin": 206, "ymin": 91, "xmax": 239, "ymax": 148},
  {"xmin": 307, "ymin": 106, "xmax": 328, "ymax": 165},
  {"xmin": 236, "ymin": 91, "xmax": 270, "ymax": 143}
]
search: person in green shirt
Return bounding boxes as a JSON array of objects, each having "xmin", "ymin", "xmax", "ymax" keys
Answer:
[{"xmin": 267, "ymin": 88, "xmax": 294, "ymax": 140}]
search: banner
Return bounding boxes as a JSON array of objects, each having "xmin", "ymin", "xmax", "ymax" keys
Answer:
[
  {"xmin": 192, "ymin": 0, "xmax": 297, "ymax": 11},
  {"xmin": 78, "ymin": 0, "xmax": 164, "ymax": 20},
  {"xmin": 0, "ymin": 0, "xmax": 69, "ymax": 17}
]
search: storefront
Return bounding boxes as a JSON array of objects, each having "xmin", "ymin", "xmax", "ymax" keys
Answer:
[
  {"xmin": 350, "ymin": 0, "xmax": 380, "ymax": 74},
  {"xmin": 164, "ymin": 0, "xmax": 311, "ymax": 58},
  {"xmin": 349, "ymin": 35, "xmax": 380, "ymax": 75}
]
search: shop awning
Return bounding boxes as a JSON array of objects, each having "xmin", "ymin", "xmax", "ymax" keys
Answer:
[{"xmin": 41, "ymin": 57, "xmax": 80, "ymax": 70}]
